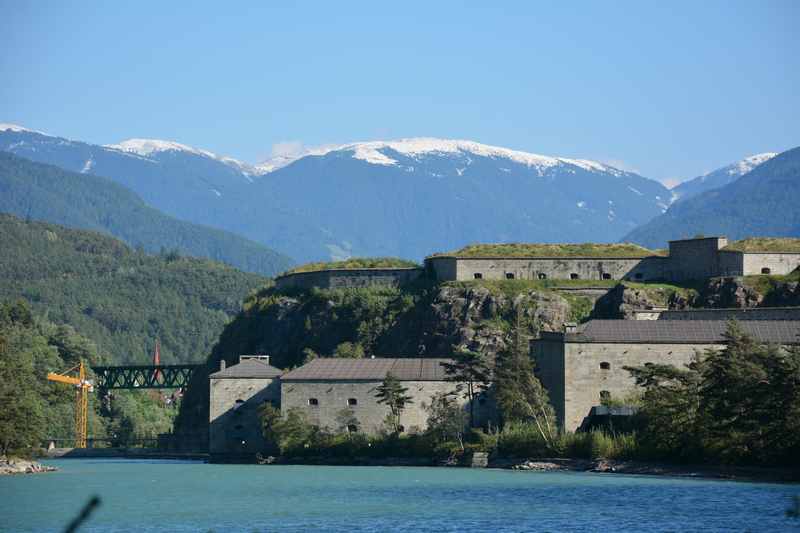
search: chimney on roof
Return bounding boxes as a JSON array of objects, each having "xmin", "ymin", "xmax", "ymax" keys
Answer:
[
  {"xmin": 219, "ymin": 360, "xmax": 226, "ymax": 371},
  {"xmin": 564, "ymin": 322, "xmax": 578, "ymax": 334}
]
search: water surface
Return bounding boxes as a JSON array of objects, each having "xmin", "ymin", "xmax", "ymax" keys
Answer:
[{"xmin": 0, "ymin": 459, "xmax": 797, "ymax": 532}]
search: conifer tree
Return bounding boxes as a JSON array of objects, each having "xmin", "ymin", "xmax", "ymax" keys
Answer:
[
  {"xmin": 374, "ymin": 373, "xmax": 413, "ymax": 434},
  {"xmin": 494, "ymin": 307, "xmax": 557, "ymax": 448}
]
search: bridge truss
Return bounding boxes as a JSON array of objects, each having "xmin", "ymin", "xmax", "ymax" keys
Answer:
[{"xmin": 92, "ymin": 364, "xmax": 203, "ymax": 390}]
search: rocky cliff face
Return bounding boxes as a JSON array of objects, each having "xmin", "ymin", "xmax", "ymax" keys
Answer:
[{"xmin": 411, "ymin": 285, "xmax": 571, "ymax": 357}]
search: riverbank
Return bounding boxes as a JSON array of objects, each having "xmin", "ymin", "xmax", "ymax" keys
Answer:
[
  {"xmin": 0, "ymin": 457, "xmax": 57, "ymax": 475},
  {"xmin": 499, "ymin": 457, "xmax": 800, "ymax": 484},
  {"xmin": 248, "ymin": 454, "xmax": 800, "ymax": 483},
  {"xmin": 45, "ymin": 447, "xmax": 208, "ymax": 461}
]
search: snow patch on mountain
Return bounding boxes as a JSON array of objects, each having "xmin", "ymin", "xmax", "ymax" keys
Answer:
[
  {"xmin": 254, "ymin": 137, "xmax": 629, "ymax": 177},
  {"xmin": 725, "ymin": 152, "xmax": 778, "ymax": 176},
  {"xmin": 106, "ymin": 138, "xmax": 254, "ymax": 177},
  {"xmin": 80, "ymin": 157, "xmax": 95, "ymax": 174},
  {"xmin": 0, "ymin": 123, "xmax": 48, "ymax": 135}
]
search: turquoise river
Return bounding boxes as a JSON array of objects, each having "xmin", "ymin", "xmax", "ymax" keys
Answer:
[{"xmin": 1, "ymin": 459, "xmax": 798, "ymax": 532}]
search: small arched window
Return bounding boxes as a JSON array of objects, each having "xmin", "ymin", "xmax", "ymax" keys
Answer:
[
  {"xmin": 308, "ymin": 398, "xmax": 319, "ymax": 406},
  {"xmin": 347, "ymin": 398, "xmax": 358, "ymax": 406},
  {"xmin": 473, "ymin": 273, "xmax": 483, "ymax": 279},
  {"xmin": 761, "ymin": 267, "xmax": 771, "ymax": 274},
  {"xmin": 602, "ymin": 273, "xmax": 612, "ymax": 280},
  {"xmin": 538, "ymin": 273, "xmax": 547, "ymax": 280},
  {"xmin": 600, "ymin": 362, "xmax": 611, "ymax": 370},
  {"xmin": 570, "ymin": 273, "xmax": 579, "ymax": 280},
  {"xmin": 505, "ymin": 272, "xmax": 515, "ymax": 280}
]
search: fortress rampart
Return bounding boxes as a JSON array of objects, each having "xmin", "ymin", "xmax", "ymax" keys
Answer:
[
  {"xmin": 274, "ymin": 267, "xmax": 424, "ymax": 291},
  {"xmin": 274, "ymin": 237, "xmax": 800, "ymax": 292}
]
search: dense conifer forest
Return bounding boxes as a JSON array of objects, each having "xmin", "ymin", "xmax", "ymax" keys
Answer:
[{"xmin": 0, "ymin": 214, "xmax": 270, "ymax": 364}]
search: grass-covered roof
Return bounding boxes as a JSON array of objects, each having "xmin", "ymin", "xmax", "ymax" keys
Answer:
[
  {"xmin": 723, "ymin": 238, "xmax": 800, "ymax": 253},
  {"xmin": 431, "ymin": 242, "xmax": 661, "ymax": 258},
  {"xmin": 284, "ymin": 257, "xmax": 420, "ymax": 275}
]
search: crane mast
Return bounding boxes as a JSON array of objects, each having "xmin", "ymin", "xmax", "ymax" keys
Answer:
[{"xmin": 47, "ymin": 361, "xmax": 93, "ymax": 448}]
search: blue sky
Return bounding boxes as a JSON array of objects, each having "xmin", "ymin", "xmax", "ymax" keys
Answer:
[{"xmin": 1, "ymin": 0, "xmax": 797, "ymax": 184}]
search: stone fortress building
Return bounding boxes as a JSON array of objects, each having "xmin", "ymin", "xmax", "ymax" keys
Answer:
[
  {"xmin": 209, "ymin": 356, "xmax": 492, "ymax": 460},
  {"xmin": 209, "ymin": 355, "xmax": 282, "ymax": 459},
  {"xmin": 274, "ymin": 236, "xmax": 800, "ymax": 289},
  {"xmin": 533, "ymin": 319, "xmax": 800, "ymax": 431},
  {"xmin": 210, "ymin": 236, "xmax": 800, "ymax": 459}
]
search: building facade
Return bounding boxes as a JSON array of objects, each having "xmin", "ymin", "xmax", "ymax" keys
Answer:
[
  {"xmin": 274, "ymin": 267, "xmax": 423, "ymax": 291},
  {"xmin": 532, "ymin": 320, "xmax": 800, "ymax": 431},
  {"xmin": 425, "ymin": 237, "xmax": 800, "ymax": 284},
  {"xmin": 280, "ymin": 358, "xmax": 492, "ymax": 434},
  {"xmin": 209, "ymin": 355, "xmax": 282, "ymax": 460}
]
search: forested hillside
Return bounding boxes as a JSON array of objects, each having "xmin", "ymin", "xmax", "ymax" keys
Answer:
[
  {"xmin": 0, "ymin": 215, "xmax": 269, "ymax": 364},
  {"xmin": 624, "ymin": 146, "xmax": 800, "ymax": 248},
  {"xmin": 0, "ymin": 152, "xmax": 293, "ymax": 276},
  {"xmin": 0, "ymin": 300, "xmax": 178, "ymax": 451}
]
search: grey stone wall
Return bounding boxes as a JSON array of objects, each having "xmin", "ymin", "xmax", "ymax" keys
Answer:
[
  {"xmin": 425, "ymin": 257, "xmax": 664, "ymax": 282},
  {"xmin": 660, "ymin": 307, "xmax": 800, "ymax": 321},
  {"xmin": 280, "ymin": 379, "xmax": 492, "ymax": 434},
  {"xmin": 666, "ymin": 237, "xmax": 727, "ymax": 281},
  {"xmin": 275, "ymin": 268, "xmax": 424, "ymax": 291},
  {"xmin": 741, "ymin": 253, "xmax": 800, "ymax": 276},
  {"xmin": 425, "ymin": 256, "xmax": 457, "ymax": 280},
  {"xmin": 718, "ymin": 250, "xmax": 744, "ymax": 276},
  {"xmin": 534, "ymin": 337, "xmax": 719, "ymax": 431},
  {"xmin": 209, "ymin": 377, "xmax": 280, "ymax": 457}
]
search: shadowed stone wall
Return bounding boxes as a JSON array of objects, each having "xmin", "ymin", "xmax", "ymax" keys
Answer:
[
  {"xmin": 275, "ymin": 268, "xmax": 424, "ymax": 291},
  {"xmin": 209, "ymin": 377, "xmax": 280, "ymax": 457}
]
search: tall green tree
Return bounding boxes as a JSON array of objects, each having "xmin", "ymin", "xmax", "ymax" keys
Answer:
[
  {"xmin": 442, "ymin": 349, "xmax": 491, "ymax": 427},
  {"xmin": 494, "ymin": 309, "xmax": 557, "ymax": 448},
  {"xmin": 424, "ymin": 391, "xmax": 468, "ymax": 451},
  {"xmin": 0, "ymin": 330, "xmax": 46, "ymax": 455},
  {"xmin": 374, "ymin": 373, "xmax": 413, "ymax": 434}
]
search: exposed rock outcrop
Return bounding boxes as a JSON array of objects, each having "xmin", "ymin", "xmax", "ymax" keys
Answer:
[
  {"xmin": 691, "ymin": 277, "xmax": 763, "ymax": 308},
  {"xmin": 591, "ymin": 284, "xmax": 685, "ymax": 319},
  {"xmin": 0, "ymin": 457, "xmax": 56, "ymax": 475},
  {"xmin": 419, "ymin": 285, "xmax": 570, "ymax": 357}
]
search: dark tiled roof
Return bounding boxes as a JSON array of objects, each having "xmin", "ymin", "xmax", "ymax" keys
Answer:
[
  {"xmin": 280, "ymin": 358, "xmax": 452, "ymax": 381},
  {"xmin": 567, "ymin": 320, "xmax": 800, "ymax": 344},
  {"xmin": 209, "ymin": 358, "xmax": 283, "ymax": 379}
]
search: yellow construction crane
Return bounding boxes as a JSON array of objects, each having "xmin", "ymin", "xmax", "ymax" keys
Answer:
[{"xmin": 47, "ymin": 361, "xmax": 93, "ymax": 448}]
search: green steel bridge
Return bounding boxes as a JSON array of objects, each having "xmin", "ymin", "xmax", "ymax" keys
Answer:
[{"xmin": 91, "ymin": 364, "xmax": 203, "ymax": 390}]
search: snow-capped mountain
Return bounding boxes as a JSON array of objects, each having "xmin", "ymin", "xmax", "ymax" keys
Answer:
[
  {"xmin": 623, "ymin": 147, "xmax": 798, "ymax": 248},
  {"xmin": 670, "ymin": 152, "xmax": 778, "ymax": 202},
  {"xmin": 1, "ymin": 124, "xmax": 673, "ymax": 262}
]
